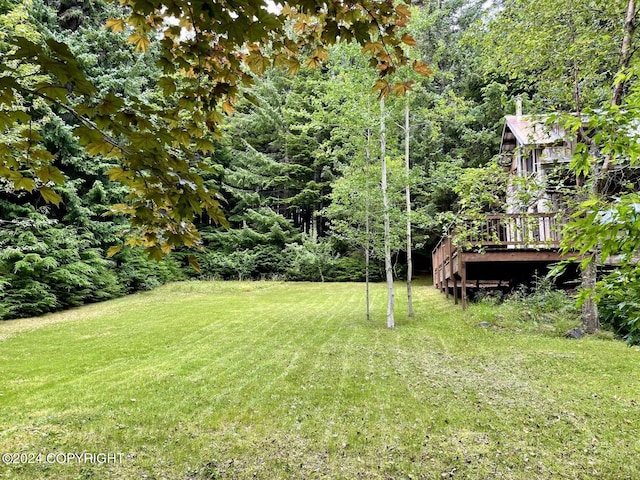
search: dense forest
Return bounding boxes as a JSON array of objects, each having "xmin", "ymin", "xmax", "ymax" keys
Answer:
[{"xmin": 2, "ymin": 0, "xmax": 640, "ymax": 341}]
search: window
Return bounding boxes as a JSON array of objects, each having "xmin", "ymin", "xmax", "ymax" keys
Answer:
[{"xmin": 525, "ymin": 151, "xmax": 534, "ymax": 173}]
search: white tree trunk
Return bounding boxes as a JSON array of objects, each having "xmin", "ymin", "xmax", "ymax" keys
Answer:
[
  {"xmin": 365, "ymin": 128, "xmax": 372, "ymax": 321},
  {"xmin": 405, "ymin": 101, "xmax": 414, "ymax": 318},
  {"xmin": 380, "ymin": 97, "xmax": 395, "ymax": 329},
  {"xmin": 365, "ymin": 241, "xmax": 371, "ymax": 321}
]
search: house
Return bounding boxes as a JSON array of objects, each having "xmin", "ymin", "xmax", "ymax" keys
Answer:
[
  {"xmin": 500, "ymin": 108, "xmax": 578, "ymax": 247},
  {"xmin": 432, "ymin": 107, "xmax": 578, "ymax": 307}
]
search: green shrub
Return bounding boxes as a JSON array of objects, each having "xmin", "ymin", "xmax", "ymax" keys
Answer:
[
  {"xmin": 283, "ymin": 239, "xmax": 384, "ymax": 282},
  {"xmin": 477, "ymin": 276, "xmax": 580, "ymax": 336},
  {"xmin": 325, "ymin": 256, "xmax": 367, "ymax": 282},
  {"xmin": 114, "ymin": 248, "xmax": 185, "ymax": 293},
  {"xmin": 326, "ymin": 255, "xmax": 384, "ymax": 282},
  {"xmin": 283, "ymin": 241, "xmax": 328, "ymax": 281},
  {"xmin": 0, "ymin": 216, "xmax": 123, "ymax": 319},
  {"xmin": 597, "ymin": 268, "xmax": 640, "ymax": 345},
  {"xmin": 505, "ymin": 277, "xmax": 576, "ymax": 321}
]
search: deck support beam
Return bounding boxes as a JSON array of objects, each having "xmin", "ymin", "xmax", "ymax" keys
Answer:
[
  {"xmin": 453, "ymin": 275, "xmax": 458, "ymax": 305},
  {"xmin": 461, "ymin": 261, "xmax": 467, "ymax": 310},
  {"xmin": 448, "ymin": 239, "xmax": 454, "ymax": 302}
]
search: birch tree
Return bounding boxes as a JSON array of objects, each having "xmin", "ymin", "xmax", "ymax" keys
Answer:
[
  {"xmin": 325, "ymin": 131, "xmax": 379, "ymax": 321},
  {"xmin": 380, "ymin": 96, "xmax": 395, "ymax": 328},
  {"xmin": 364, "ymin": 128, "xmax": 373, "ymax": 321},
  {"xmin": 325, "ymin": 116, "xmax": 407, "ymax": 323},
  {"xmin": 404, "ymin": 100, "xmax": 414, "ymax": 317}
]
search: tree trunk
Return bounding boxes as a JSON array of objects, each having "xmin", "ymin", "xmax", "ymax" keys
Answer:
[
  {"xmin": 602, "ymin": 0, "xmax": 636, "ymax": 174},
  {"xmin": 380, "ymin": 97, "xmax": 395, "ymax": 329},
  {"xmin": 580, "ymin": 0, "xmax": 636, "ymax": 331},
  {"xmin": 404, "ymin": 101, "xmax": 414, "ymax": 318},
  {"xmin": 365, "ymin": 129, "xmax": 372, "ymax": 322},
  {"xmin": 310, "ymin": 210, "xmax": 318, "ymax": 241},
  {"xmin": 365, "ymin": 243, "xmax": 370, "ymax": 321},
  {"xmin": 581, "ymin": 258, "xmax": 599, "ymax": 333},
  {"xmin": 318, "ymin": 252, "xmax": 325, "ymax": 283},
  {"xmin": 610, "ymin": 0, "xmax": 636, "ymax": 109}
]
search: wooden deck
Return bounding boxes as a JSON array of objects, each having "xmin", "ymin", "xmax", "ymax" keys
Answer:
[{"xmin": 432, "ymin": 213, "xmax": 571, "ymax": 308}]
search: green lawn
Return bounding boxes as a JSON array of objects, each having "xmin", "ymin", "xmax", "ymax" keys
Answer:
[{"xmin": 1, "ymin": 280, "xmax": 639, "ymax": 479}]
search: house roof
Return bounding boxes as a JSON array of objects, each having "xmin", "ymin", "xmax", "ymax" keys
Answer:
[{"xmin": 500, "ymin": 115, "xmax": 566, "ymax": 153}]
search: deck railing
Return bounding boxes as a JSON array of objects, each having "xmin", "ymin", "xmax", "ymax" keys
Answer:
[
  {"xmin": 432, "ymin": 212, "xmax": 564, "ymax": 287},
  {"xmin": 456, "ymin": 212, "xmax": 562, "ymax": 248}
]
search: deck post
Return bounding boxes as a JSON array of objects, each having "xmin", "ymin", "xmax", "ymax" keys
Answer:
[
  {"xmin": 436, "ymin": 242, "xmax": 442, "ymax": 290},
  {"xmin": 445, "ymin": 253, "xmax": 449, "ymax": 299},
  {"xmin": 460, "ymin": 259, "xmax": 467, "ymax": 310},
  {"xmin": 449, "ymin": 239, "xmax": 455, "ymax": 303},
  {"xmin": 440, "ymin": 241, "xmax": 446, "ymax": 292},
  {"xmin": 432, "ymin": 251, "xmax": 436, "ymax": 289},
  {"xmin": 446, "ymin": 238, "xmax": 453, "ymax": 299},
  {"xmin": 453, "ymin": 275, "xmax": 458, "ymax": 305}
]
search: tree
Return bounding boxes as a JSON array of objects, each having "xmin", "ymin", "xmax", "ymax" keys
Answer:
[
  {"xmin": 581, "ymin": 0, "xmax": 636, "ymax": 334},
  {"xmin": 548, "ymin": 0, "xmax": 638, "ymax": 334},
  {"xmin": 0, "ymin": 1, "xmax": 187, "ymax": 319},
  {"xmin": 380, "ymin": 96, "xmax": 395, "ymax": 328},
  {"xmin": 475, "ymin": 0, "xmax": 627, "ymax": 111},
  {"xmin": 408, "ymin": 1, "xmax": 501, "ymax": 169},
  {"xmin": 556, "ymin": 0, "xmax": 639, "ymax": 336},
  {"xmin": 325, "ymin": 44, "xmax": 381, "ymax": 321},
  {"xmin": 394, "ymin": 0, "xmax": 507, "ymax": 260},
  {"xmin": 403, "ymin": 98, "xmax": 414, "ymax": 317},
  {"xmin": 1, "ymin": 0, "xmax": 428, "ymax": 254}
]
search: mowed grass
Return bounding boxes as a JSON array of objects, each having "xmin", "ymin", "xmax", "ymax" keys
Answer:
[{"xmin": 1, "ymin": 281, "xmax": 639, "ymax": 479}]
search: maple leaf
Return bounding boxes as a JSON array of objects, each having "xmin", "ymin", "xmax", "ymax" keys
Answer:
[
  {"xmin": 106, "ymin": 18, "xmax": 126, "ymax": 32},
  {"xmin": 188, "ymin": 255, "xmax": 201, "ymax": 272},
  {"xmin": 96, "ymin": 93, "xmax": 124, "ymax": 115},
  {"xmin": 128, "ymin": 33, "xmax": 151, "ymax": 52},
  {"xmin": 413, "ymin": 60, "xmax": 432, "ymax": 77},
  {"xmin": 391, "ymin": 81, "xmax": 414, "ymax": 97},
  {"xmin": 222, "ymin": 100, "xmax": 235, "ymax": 115},
  {"xmin": 14, "ymin": 176, "xmax": 36, "ymax": 192},
  {"xmin": 37, "ymin": 165, "xmax": 66, "ymax": 185},
  {"xmin": 372, "ymin": 79, "xmax": 391, "ymax": 99},
  {"xmin": 106, "ymin": 245, "xmax": 123, "ymax": 257},
  {"xmin": 312, "ymin": 47, "xmax": 328, "ymax": 61},
  {"xmin": 246, "ymin": 52, "xmax": 271, "ymax": 75},
  {"xmin": 401, "ymin": 33, "xmax": 417, "ymax": 46},
  {"xmin": 38, "ymin": 186, "xmax": 63, "ymax": 206},
  {"xmin": 35, "ymin": 83, "xmax": 68, "ymax": 103},
  {"xmin": 362, "ymin": 42, "xmax": 384, "ymax": 55},
  {"xmin": 395, "ymin": 4, "xmax": 411, "ymax": 18},
  {"xmin": 158, "ymin": 77, "xmax": 177, "ymax": 96}
]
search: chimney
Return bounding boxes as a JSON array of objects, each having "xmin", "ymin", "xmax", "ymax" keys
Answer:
[{"xmin": 516, "ymin": 95, "xmax": 523, "ymax": 118}]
